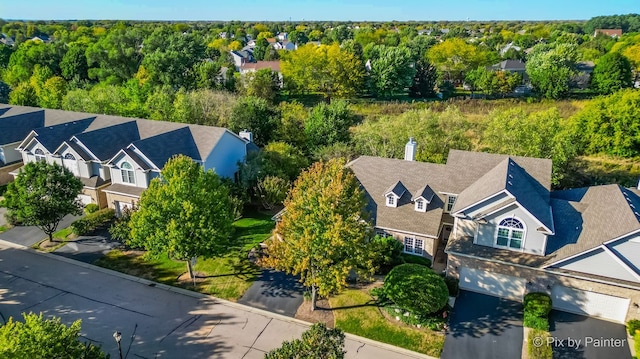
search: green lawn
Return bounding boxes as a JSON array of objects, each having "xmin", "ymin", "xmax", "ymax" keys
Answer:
[
  {"xmin": 0, "ymin": 225, "xmax": 8, "ymax": 234},
  {"xmin": 329, "ymin": 289, "xmax": 445, "ymax": 357},
  {"xmin": 94, "ymin": 211, "xmax": 275, "ymax": 301},
  {"xmin": 53, "ymin": 227, "xmax": 74, "ymax": 240}
]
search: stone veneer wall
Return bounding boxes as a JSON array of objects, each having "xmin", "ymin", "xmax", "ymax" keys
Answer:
[{"xmin": 0, "ymin": 163, "xmax": 23, "ymax": 185}]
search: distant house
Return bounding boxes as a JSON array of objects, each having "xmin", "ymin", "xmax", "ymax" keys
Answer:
[
  {"xmin": 488, "ymin": 59, "xmax": 528, "ymax": 83},
  {"xmin": 499, "ymin": 42, "xmax": 522, "ymax": 57},
  {"xmin": 571, "ymin": 61, "xmax": 596, "ymax": 89},
  {"xmin": 0, "ymin": 33, "xmax": 15, "ymax": 46},
  {"xmin": 276, "ymin": 32, "xmax": 288, "ymax": 41},
  {"xmin": 594, "ymin": 29, "xmax": 623, "ymax": 38},
  {"xmin": 30, "ymin": 34, "xmax": 50, "ymax": 43},
  {"xmin": 230, "ymin": 50, "xmax": 255, "ymax": 70},
  {"xmin": 273, "ymin": 40, "xmax": 296, "ymax": 51}
]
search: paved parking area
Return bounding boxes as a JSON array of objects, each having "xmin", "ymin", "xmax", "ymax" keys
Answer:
[
  {"xmin": 441, "ymin": 290, "xmax": 523, "ymax": 359},
  {"xmin": 238, "ymin": 270, "xmax": 304, "ymax": 317},
  {"xmin": 0, "ymin": 215, "xmax": 80, "ymax": 247},
  {"xmin": 0, "ymin": 242, "xmax": 431, "ymax": 359},
  {"xmin": 550, "ymin": 310, "xmax": 630, "ymax": 359}
]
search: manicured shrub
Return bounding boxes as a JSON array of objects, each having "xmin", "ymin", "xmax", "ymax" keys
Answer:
[
  {"xmin": 71, "ymin": 208, "xmax": 115, "ymax": 236},
  {"xmin": 370, "ymin": 235, "xmax": 404, "ymax": 274},
  {"xmin": 524, "ymin": 292, "xmax": 552, "ymax": 331},
  {"xmin": 444, "ymin": 276, "xmax": 459, "ymax": 296},
  {"xmin": 400, "ymin": 253, "xmax": 432, "ymax": 267},
  {"xmin": 383, "ymin": 263, "xmax": 448, "ymax": 315},
  {"xmin": 528, "ymin": 329, "xmax": 552, "ymax": 359},
  {"xmin": 627, "ymin": 319, "xmax": 640, "ymax": 336},
  {"xmin": 84, "ymin": 203, "xmax": 99, "ymax": 214}
]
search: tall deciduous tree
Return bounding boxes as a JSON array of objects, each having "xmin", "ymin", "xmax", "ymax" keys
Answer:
[
  {"xmin": 304, "ymin": 100, "xmax": 357, "ymax": 150},
  {"xmin": 427, "ymin": 38, "xmax": 491, "ymax": 83},
  {"xmin": 408, "ymin": 59, "xmax": 438, "ymax": 98},
  {"xmin": 0, "ymin": 313, "xmax": 107, "ymax": 359},
  {"xmin": 265, "ymin": 323, "xmax": 345, "ymax": 359},
  {"xmin": 525, "ymin": 43, "xmax": 577, "ymax": 99},
  {"xmin": 263, "ymin": 159, "xmax": 374, "ymax": 311},
  {"xmin": 590, "ymin": 52, "xmax": 633, "ymax": 94},
  {"xmin": 4, "ymin": 162, "xmax": 83, "ymax": 242},
  {"xmin": 281, "ymin": 43, "xmax": 364, "ymax": 100},
  {"xmin": 229, "ymin": 96, "xmax": 278, "ymax": 146},
  {"xmin": 237, "ymin": 68, "xmax": 280, "ymax": 103},
  {"xmin": 367, "ymin": 45, "xmax": 416, "ymax": 98},
  {"xmin": 128, "ymin": 155, "xmax": 234, "ymax": 279}
]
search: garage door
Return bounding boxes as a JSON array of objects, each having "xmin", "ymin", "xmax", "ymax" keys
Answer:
[
  {"xmin": 459, "ymin": 267, "xmax": 526, "ymax": 301},
  {"xmin": 551, "ymin": 285, "xmax": 629, "ymax": 323},
  {"xmin": 116, "ymin": 201, "xmax": 132, "ymax": 216},
  {"xmin": 78, "ymin": 194, "xmax": 93, "ymax": 206}
]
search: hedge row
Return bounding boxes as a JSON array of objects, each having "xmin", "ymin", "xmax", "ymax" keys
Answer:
[
  {"xmin": 523, "ymin": 292, "xmax": 552, "ymax": 331},
  {"xmin": 71, "ymin": 208, "xmax": 115, "ymax": 236}
]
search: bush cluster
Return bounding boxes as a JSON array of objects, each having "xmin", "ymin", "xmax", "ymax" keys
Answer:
[
  {"xmin": 71, "ymin": 208, "xmax": 115, "ymax": 236},
  {"xmin": 523, "ymin": 292, "xmax": 552, "ymax": 331},
  {"xmin": 84, "ymin": 203, "xmax": 99, "ymax": 214},
  {"xmin": 370, "ymin": 235, "xmax": 404, "ymax": 274},
  {"xmin": 400, "ymin": 253, "xmax": 432, "ymax": 267},
  {"xmin": 528, "ymin": 329, "xmax": 552, "ymax": 359},
  {"xmin": 443, "ymin": 276, "xmax": 459, "ymax": 296},
  {"xmin": 382, "ymin": 263, "xmax": 448, "ymax": 315}
]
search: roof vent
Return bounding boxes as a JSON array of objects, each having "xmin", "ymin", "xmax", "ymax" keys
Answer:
[{"xmin": 507, "ymin": 181, "xmax": 513, "ymax": 186}]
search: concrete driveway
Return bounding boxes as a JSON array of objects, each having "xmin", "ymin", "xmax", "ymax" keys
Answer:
[
  {"xmin": 0, "ymin": 214, "xmax": 80, "ymax": 247},
  {"xmin": 441, "ymin": 290, "xmax": 523, "ymax": 359},
  {"xmin": 0, "ymin": 242, "xmax": 427, "ymax": 359},
  {"xmin": 238, "ymin": 269, "xmax": 304, "ymax": 317},
  {"xmin": 549, "ymin": 310, "xmax": 630, "ymax": 359}
]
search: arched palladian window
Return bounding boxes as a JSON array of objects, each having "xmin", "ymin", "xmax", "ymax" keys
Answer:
[
  {"xmin": 64, "ymin": 153, "xmax": 76, "ymax": 160},
  {"xmin": 34, "ymin": 148, "xmax": 46, "ymax": 162},
  {"xmin": 496, "ymin": 217, "xmax": 524, "ymax": 249},
  {"xmin": 120, "ymin": 161, "xmax": 135, "ymax": 184}
]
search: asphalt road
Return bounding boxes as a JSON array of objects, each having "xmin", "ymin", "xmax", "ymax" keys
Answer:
[
  {"xmin": 550, "ymin": 310, "xmax": 631, "ymax": 359},
  {"xmin": 238, "ymin": 270, "xmax": 304, "ymax": 317},
  {"xmin": 441, "ymin": 290, "xmax": 523, "ymax": 359},
  {"xmin": 0, "ymin": 242, "xmax": 431, "ymax": 359}
]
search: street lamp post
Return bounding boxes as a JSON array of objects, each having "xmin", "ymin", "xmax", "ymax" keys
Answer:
[{"xmin": 113, "ymin": 331, "xmax": 123, "ymax": 359}]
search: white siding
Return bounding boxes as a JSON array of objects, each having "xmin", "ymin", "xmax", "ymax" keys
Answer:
[
  {"xmin": 203, "ymin": 131, "xmax": 246, "ymax": 178},
  {"xmin": 1, "ymin": 142, "xmax": 22, "ymax": 164},
  {"xmin": 476, "ymin": 203, "xmax": 547, "ymax": 255}
]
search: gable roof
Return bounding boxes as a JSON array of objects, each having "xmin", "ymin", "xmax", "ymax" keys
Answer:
[
  {"xmin": 27, "ymin": 118, "xmax": 95, "ymax": 153},
  {"xmin": 130, "ymin": 127, "xmax": 201, "ymax": 169},
  {"xmin": 384, "ymin": 181, "xmax": 407, "ymax": 197},
  {"xmin": 489, "ymin": 59, "xmax": 526, "ymax": 72},
  {"xmin": 73, "ymin": 121, "xmax": 140, "ymax": 161},
  {"xmin": 412, "ymin": 184, "xmax": 435, "ymax": 201},
  {"xmin": 240, "ymin": 61, "xmax": 281, "ymax": 72}
]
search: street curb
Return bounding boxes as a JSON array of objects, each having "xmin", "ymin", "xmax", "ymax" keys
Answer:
[{"xmin": 0, "ymin": 239, "xmax": 438, "ymax": 359}]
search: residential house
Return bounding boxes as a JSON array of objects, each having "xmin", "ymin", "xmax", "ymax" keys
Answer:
[
  {"xmin": 273, "ymin": 40, "xmax": 296, "ymax": 51},
  {"xmin": 11, "ymin": 106, "xmax": 252, "ymax": 214},
  {"xmin": 488, "ymin": 59, "xmax": 528, "ymax": 83},
  {"xmin": 0, "ymin": 33, "xmax": 14, "ymax": 46},
  {"xmin": 276, "ymin": 32, "xmax": 288, "ymax": 41},
  {"xmin": 0, "ymin": 105, "xmax": 84, "ymax": 184},
  {"xmin": 349, "ymin": 139, "xmax": 640, "ymax": 323},
  {"xmin": 594, "ymin": 29, "xmax": 623, "ymax": 38},
  {"xmin": 571, "ymin": 61, "xmax": 596, "ymax": 89},
  {"xmin": 231, "ymin": 50, "xmax": 255, "ymax": 70},
  {"xmin": 499, "ymin": 42, "xmax": 522, "ymax": 57}
]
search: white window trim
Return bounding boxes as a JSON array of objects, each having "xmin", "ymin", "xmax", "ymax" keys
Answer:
[
  {"xmin": 444, "ymin": 195, "xmax": 457, "ymax": 213},
  {"xmin": 494, "ymin": 216, "xmax": 526, "ymax": 251},
  {"xmin": 403, "ymin": 236, "xmax": 424, "ymax": 256},
  {"xmin": 386, "ymin": 194, "xmax": 398, "ymax": 207},
  {"xmin": 120, "ymin": 162, "xmax": 136, "ymax": 185},
  {"xmin": 34, "ymin": 148, "xmax": 46, "ymax": 163}
]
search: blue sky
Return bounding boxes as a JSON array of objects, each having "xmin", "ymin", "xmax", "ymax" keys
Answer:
[{"xmin": 2, "ymin": 0, "xmax": 638, "ymax": 21}]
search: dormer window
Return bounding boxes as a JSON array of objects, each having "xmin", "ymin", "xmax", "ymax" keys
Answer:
[
  {"xmin": 416, "ymin": 199, "xmax": 424, "ymax": 210},
  {"xmin": 384, "ymin": 180, "xmax": 407, "ymax": 208},
  {"xmin": 64, "ymin": 153, "xmax": 76, "ymax": 160},
  {"xmin": 120, "ymin": 162, "xmax": 135, "ymax": 184},
  {"xmin": 387, "ymin": 194, "xmax": 396, "ymax": 206},
  {"xmin": 34, "ymin": 149, "xmax": 46, "ymax": 162}
]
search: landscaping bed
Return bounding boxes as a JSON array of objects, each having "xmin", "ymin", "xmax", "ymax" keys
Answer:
[{"xmin": 523, "ymin": 292, "xmax": 553, "ymax": 359}]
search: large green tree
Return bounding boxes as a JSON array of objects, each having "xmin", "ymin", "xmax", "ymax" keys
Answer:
[
  {"xmin": 526, "ymin": 43, "xmax": 577, "ymax": 99},
  {"xmin": 408, "ymin": 59, "xmax": 438, "ymax": 98},
  {"xmin": 86, "ymin": 27, "xmax": 144, "ymax": 83},
  {"xmin": 367, "ymin": 45, "xmax": 415, "ymax": 98},
  {"xmin": 0, "ymin": 313, "xmax": 107, "ymax": 359},
  {"xmin": 4, "ymin": 161, "xmax": 83, "ymax": 243},
  {"xmin": 590, "ymin": 52, "xmax": 633, "ymax": 94},
  {"xmin": 128, "ymin": 155, "xmax": 234, "ymax": 279},
  {"xmin": 427, "ymin": 38, "xmax": 491, "ymax": 82},
  {"xmin": 304, "ymin": 101, "xmax": 357, "ymax": 150},
  {"xmin": 263, "ymin": 159, "xmax": 374, "ymax": 311},
  {"xmin": 265, "ymin": 324, "xmax": 345, "ymax": 359},
  {"xmin": 281, "ymin": 43, "xmax": 365, "ymax": 100},
  {"xmin": 228, "ymin": 96, "xmax": 278, "ymax": 146}
]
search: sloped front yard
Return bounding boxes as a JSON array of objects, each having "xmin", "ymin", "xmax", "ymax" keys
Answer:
[{"xmin": 94, "ymin": 212, "xmax": 274, "ymax": 301}]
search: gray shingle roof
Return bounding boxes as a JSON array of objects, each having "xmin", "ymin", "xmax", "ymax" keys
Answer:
[
  {"xmin": 384, "ymin": 181, "xmax": 407, "ymax": 197},
  {"xmin": 32, "ymin": 118, "xmax": 95, "ymax": 152},
  {"xmin": 0, "ymin": 111, "xmax": 45, "ymax": 144},
  {"xmin": 74, "ymin": 121, "xmax": 140, "ymax": 160},
  {"xmin": 547, "ymin": 185, "xmax": 640, "ymax": 263},
  {"xmin": 102, "ymin": 183, "xmax": 145, "ymax": 198},
  {"xmin": 412, "ymin": 184, "xmax": 435, "ymax": 201},
  {"xmin": 122, "ymin": 148, "xmax": 151, "ymax": 171},
  {"xmin": 131, "ymin": 127, "xmax": 201, "ymax": 169}
]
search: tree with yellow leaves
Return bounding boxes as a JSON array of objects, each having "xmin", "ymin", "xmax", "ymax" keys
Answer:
[{"xmin": 262, "ymin": 158, "xmax": 374, "ymax": 311}]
